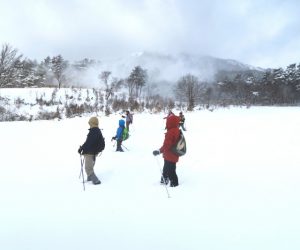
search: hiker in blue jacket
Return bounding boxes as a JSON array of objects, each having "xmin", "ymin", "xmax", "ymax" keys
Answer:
[{"xmin": 111, "ymin": 119, "xmax": 125, "ymax": 152}]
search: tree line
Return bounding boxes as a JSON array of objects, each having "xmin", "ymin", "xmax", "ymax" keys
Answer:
[{"xmin": 1, "ymin": 43, "xmax": 300, "ymax": 111}]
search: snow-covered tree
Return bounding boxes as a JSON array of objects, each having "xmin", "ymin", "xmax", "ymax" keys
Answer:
[
  {"xmin": 51, "ymin": 55, "xmax": 68, "ymax": 88},
  {"xmin": 127, "ymin": 66, "xmax": 147, "ymax": 100},
  {"xmin": 295, "ymin": 63, "xmax": 300, "ymax": 92},
  {"xmin": 17, "ymin": 59, "xmax": 39, "ymax": 87},
  {"xmin": 0, "ymin": 44, "xmax": 23, "ymax": 87}
]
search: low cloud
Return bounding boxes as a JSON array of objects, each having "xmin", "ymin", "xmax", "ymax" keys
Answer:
[{"xmin": 1, "ymin": 0, "xmax": 300, "ymax": 68}]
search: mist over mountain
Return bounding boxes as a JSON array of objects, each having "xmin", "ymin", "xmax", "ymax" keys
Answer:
[{"xmin": 98, "ymin": 51, "xmax": 264, "ymax": 84}]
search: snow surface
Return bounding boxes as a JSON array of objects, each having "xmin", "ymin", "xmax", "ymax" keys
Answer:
[
  {"xmin": 0, "ymin": 88, "xmax": 102, "ymax": 119},
  {"xmin": 1, "ymin": 107, "xmax": 300, "ymax": 250}
]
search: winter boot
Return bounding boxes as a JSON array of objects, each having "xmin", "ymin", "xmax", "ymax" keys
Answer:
[
  {"xmin": 88, "ymin": 173, "xmax": 101, "ymax": 185},
  {"xmin": 116, "ymin": 146, "xmax": 124, "ymax": 152},
  {"xmin": 170, "ymin": 182, "xmax": 178, "ymax": 187},
  {"xmin": 160, "ymin": 176, "xmax": 169, "ymax": 185},
  {"xmin": 116, "ymin": 140, "xmax": 124, "ymax": 152}
]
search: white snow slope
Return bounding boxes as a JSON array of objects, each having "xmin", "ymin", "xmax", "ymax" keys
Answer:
[{"xmin": 1, "ymin": 107, "xmax": 300, "ymax": 250}]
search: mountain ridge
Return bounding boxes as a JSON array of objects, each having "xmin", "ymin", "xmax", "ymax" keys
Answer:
[{"xmin": 100, "ymin": 51, "xmax": 265, "ymax": 83}]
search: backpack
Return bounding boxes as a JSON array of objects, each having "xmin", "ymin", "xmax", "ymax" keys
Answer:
[
  {"xmin": 95, "ymin": 134, "xmax": 105, "ymax": 154},
  {"xmin": 122, "ymin": 127, "xmax": 129, "ymax": 141},
  {"xmin": 171, "ymin": 130, "xmax": 186, "ymax": 156}
]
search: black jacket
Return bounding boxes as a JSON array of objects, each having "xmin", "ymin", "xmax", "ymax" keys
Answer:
[{"xmin": 81, "ymin": 127, "xmax": 103, "ymax": 155}]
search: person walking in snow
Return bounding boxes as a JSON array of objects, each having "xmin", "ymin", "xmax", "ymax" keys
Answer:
[
  {"xmin": 123, "ymin": 110, "xmax": 133, "ymax": 131},
  {"xmin": 163, "ymin": 110, "xmax": 175, "ymax": 130},
  {"xmin": 111, "ymin": 119, "xmax": 125, "ymax": 152},
  {"xmin": 153, "ymin": 115, "xmax": 181, "ymax": 187},
  {"xmin": 78, "ymin": 117, "xmax": 104, "ymax": 185},
  {"xmin": 163, "ymin": 110, "xmax": 175, "ymax": 119},
  {"xmin": 179, "ymin": 111, "xmax": 186, "ymax": 131}
]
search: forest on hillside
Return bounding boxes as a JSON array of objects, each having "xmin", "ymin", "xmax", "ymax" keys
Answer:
[{"xmin": 1, "ymin": 43, "xmax": 300, "ymax": 115}]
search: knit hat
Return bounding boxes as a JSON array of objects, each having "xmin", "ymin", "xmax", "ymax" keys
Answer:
[{"xmin": 88, "ymin": 117, "xmax": 99, "ymax": 128}]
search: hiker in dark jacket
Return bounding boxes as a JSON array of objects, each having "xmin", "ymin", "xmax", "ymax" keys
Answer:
[
  {"xmin": 153, "ymin": 115, "xmax": 181, "ymax": 187},
  {"xmin": 78, "ymin": 117, "xmax": 104, "ymax": 185},
  {"xmin": 111, "ymin": 119, "xmax": 125, "ymax": 152},
  {"xmin": 179, "ymin": 111, "xmax": 186, "ymax": 131},
  {"xmin": 122, "ymin": 110, "xmax": 133, "ymax": 131}
]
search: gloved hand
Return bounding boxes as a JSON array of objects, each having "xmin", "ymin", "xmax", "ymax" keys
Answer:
[
  {"xmin": 153, "ymin": 150, "xmax": 160, "ymax": 156},
  {"xmin": 78, "ymin": 146, "xmax": 83, "ymax": 154},
  {"xmin": 111, "ymin": 136, "xmax": 116, "ymax": 141}
]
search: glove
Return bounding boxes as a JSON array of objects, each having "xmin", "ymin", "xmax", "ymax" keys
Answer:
[
  {"xmin": 111, "ymin": 136, "xmax": 116, "ymax": 141},
  {"xmin": 78, "ymin": 146, "xmax": 83, "ymax": 154},
  {"xmin": 153, "ymin": 150, "xmax": 160, "ymax": 156}
]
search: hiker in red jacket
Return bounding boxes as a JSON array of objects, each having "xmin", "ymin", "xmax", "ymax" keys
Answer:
[
  {"xmin": 163, "ymin": 110, "xmax": 175, "ymax": 119},
  {"xmin": 153, "ymin": 115, "xmax": 181, "ymax": 187}
]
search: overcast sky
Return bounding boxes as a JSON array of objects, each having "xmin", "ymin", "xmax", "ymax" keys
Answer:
[{"xmin": 1, "ymin": 0, "xmax": 300, "ymax": 68}]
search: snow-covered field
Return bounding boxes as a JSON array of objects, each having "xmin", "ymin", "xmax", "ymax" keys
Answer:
[
  {"xmin": 0, "ymin": 88, "xmax": 104, "ymax": 121},
  {"xmin": 1, "ymin": 107, "xmax": 300, "ymax": 250}
]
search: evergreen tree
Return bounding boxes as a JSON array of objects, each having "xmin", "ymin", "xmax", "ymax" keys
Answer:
[
  {"xmin": 0, "ymin": 44, "xmax": 23, "ymax": 87},
  {"xmin": 127, "ymin": 66, "xmax": 147, "ymax": 100},
  {"xmin": 51, "ymin": 55, "xmax": 68, "ymax": 88}
]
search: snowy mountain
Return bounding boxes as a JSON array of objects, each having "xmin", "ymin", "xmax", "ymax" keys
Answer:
[{"xmin": 100, "ymin": 52, "xmax": 264, "ymax": 83}]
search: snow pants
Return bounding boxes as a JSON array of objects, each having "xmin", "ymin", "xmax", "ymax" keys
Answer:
[
  {"xmin": 116, "ymin": 140, "xmax": 123, "ymax": 152},
  {"xmin": 84, "ymin": 154, "xmax": 96, "ymax": 176},
  {"xmin": 162, "ymin": 160, "xmax": 178, "ymax": 186}
]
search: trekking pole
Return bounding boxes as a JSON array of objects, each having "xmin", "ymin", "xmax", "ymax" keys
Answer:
[
  {"xmin": 79, "ymin": 155, "xmax": 85, "ymax": 191},
  {"xmin": 155, "ymin": 157, "xmax": 171, "ymax": 198},
  {"xmin": 122, "ymin": 144, "xmax": 129, "ymax": 151},
  {"xmin": 79, "ymin": 155, "xmax": 83, "ymax": 178}
]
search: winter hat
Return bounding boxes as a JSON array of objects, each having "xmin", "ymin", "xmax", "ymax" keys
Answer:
[{"xmin": 88, "ymin": 117, "xmax": 99, "ymax": 128}]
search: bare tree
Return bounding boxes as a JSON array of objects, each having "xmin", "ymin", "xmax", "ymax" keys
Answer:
[
  {"xmin": 144, "ymin": 82, "xmax": 158, "ymax": 102},
  {"xmin": 99, "ymin": 71, "xmax": 123, "ymax": 115},
  {"xmin": 100, "ymin": 71, "xmax": 112, "ymax": 99},
  {"xmin": 174, "ymin": 74, "xmax": 203, "ymax": 111}
]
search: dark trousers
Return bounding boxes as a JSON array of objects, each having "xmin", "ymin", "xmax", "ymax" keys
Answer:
[
  {"xmin": 116, "ymin": 140, "xmax": 123, "ymax": 151},
  {"xmin": 179, "ymin": 123, "xmax": 186, "ymax": 131},
  {"xmin": 162, "ymin": 160, "xmax": 178, "ymax": 186},
  {"xmin": 126, "ymin": 121, "xmax": 130, "ymax": 131}
]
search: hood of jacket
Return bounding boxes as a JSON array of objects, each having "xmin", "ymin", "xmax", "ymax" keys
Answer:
[
  {"xmin": 119, "ymin": 119, "xmax": 125, "ymax": 127},
  {"xmin": 166, "ymin": 115, "xmax": 180, "ymax": 130}
]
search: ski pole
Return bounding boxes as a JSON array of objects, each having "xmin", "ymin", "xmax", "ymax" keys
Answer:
[
  {"xmin": 122, "ymin": 144, "xmax": 129, "ymax": 151},
  {"xmin": 79, "ymin": 155, "xmax": 84, "ymax": 178},
  {"xmin": 79, "ymin": 155, "xmax": 85, "ymax": 191},
  {"xmin": 155, "ymin": 157, "xmax": 170, "ymax": 198}
]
